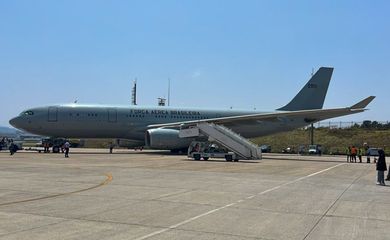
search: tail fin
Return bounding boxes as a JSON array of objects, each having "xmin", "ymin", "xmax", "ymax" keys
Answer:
[{"xmin": 277, "ymin": 67, "xmax": 333, "ymax": 111}]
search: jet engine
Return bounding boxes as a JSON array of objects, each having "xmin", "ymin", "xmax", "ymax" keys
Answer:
[{"xmin": 145, "ymin": 128, "xmax": 194, "ymax": 150}]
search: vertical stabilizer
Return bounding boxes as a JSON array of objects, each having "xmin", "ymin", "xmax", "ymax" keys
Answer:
[{"xmin": 277, "ymin": 67, "xmax": 333, "ymax": 111}]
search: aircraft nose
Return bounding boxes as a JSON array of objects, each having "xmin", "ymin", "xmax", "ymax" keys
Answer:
[{"xmin": 9, "ymin": 116, "xmax": 22, "ymax": 129}]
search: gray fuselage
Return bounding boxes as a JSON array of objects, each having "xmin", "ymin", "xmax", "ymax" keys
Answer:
[{"xmin": 10, "ymin": 104, "xmax": 306, "ymax": 142}]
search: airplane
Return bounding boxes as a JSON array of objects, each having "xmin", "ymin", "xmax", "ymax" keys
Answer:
[{"xmin": 9, "ymin": 67, "xmax": 375, "ymax": 151}]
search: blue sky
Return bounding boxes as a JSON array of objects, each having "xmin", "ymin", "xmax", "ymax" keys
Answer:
[{"xmin": 1, "ymin": 0, "xmax": 389, "ymax": 126}]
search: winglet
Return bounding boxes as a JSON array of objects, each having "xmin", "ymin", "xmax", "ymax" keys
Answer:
[{"xmin": 350, "ymin": 96, "xmax": 375, "ymax": 109}]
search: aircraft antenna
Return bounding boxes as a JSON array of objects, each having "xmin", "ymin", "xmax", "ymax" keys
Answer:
[
  {"xmin": 131, "ymin": 78, "xmax": 137, "ymax": 105},
  {"xmin": 158, "ymin": 97, "xmax": 166, "ymax": 106}
]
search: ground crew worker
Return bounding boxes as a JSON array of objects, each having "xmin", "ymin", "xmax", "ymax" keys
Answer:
[
  {"xmin": 358, "ymin": 148, "xmax": 363, "ymax": 163},
  {"xmin": 64, "ymin": 141, "xmax": 70, "ymax": 158},
  {"xmin": 351, "ymin": 146, "xmax": 357, "ymax": 163},
  {"xmin": 346, "ymin": 147, "xmax": 351, "ymax": 162}
]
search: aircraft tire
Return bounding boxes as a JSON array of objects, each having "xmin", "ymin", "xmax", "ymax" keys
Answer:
[
  {"xmin": 52, "ymin": 146, "xmax": 60, "ymax": 153},
  {"xmin": 203, "ymin": 157, "xmax": 209, "ymax": 161}
]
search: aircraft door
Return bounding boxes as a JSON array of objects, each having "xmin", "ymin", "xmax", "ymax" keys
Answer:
[
  {"xmin": 108, "ymin": 108, "xmax": 117, "ymax": 123},
  {"xmin": 48, "ymin": 107, "xmax": 58, "ymax": 122}
]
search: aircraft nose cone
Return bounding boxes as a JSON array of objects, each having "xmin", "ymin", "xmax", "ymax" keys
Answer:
[{"xmin": 9, "ymin": 117, "xmax": 21, "ymax": 129}]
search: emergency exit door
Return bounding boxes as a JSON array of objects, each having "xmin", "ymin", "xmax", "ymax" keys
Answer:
[
  {"xmin": 48, "ymin": 107, "xmax": 58, "ymax": 122},
  {"xmin": 108, "ymin": 108, "xmax": 117, "ymax": 123}
]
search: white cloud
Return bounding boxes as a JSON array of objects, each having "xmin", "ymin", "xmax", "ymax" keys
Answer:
[{"xmin": 190, "ymin": 69, "xmax": 202, "ymax": 79}]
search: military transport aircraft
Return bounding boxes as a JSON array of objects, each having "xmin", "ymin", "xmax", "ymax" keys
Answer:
[{"xmin": 9, "ymin": 67, "xmax": 375, "ymax": 150}]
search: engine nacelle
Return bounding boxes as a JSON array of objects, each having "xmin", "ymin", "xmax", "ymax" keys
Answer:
[{"xmin": 145, "ymin": 128, "xmax": 194, "ymax": 150}]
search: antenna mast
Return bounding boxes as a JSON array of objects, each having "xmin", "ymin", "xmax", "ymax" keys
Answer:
[{"xmin": 131, "ymin": 78, "xmax": 137, "ymax": 105}]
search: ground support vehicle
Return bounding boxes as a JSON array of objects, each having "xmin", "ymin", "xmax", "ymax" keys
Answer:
[{"xmin": 188, "ymin": 141, "xmax": 238, "ymax": 162}]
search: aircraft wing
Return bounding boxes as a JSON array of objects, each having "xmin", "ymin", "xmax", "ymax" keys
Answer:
[{"xmin": 147, "ymin": 96, "xmax": 375, "ymax": 129}]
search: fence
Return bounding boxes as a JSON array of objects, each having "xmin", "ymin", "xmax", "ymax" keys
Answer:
[{"xmin": 309, "ymin": 121, "xmax": 390, "ymax": 129}]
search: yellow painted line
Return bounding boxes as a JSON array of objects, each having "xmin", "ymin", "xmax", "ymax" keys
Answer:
[{"xmin": 0, "ymin": 173, "xmax": 113, "ymax": 207}]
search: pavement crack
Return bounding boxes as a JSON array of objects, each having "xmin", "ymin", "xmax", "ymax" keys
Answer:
[{"xmin": 301, "ymin": 164, "xmax": 371, "ymax": 240}]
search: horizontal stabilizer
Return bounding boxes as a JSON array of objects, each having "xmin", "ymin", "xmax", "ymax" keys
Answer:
[{"xmin": 350, "ymin": 96, "xmax": 375, "ymax": 109}]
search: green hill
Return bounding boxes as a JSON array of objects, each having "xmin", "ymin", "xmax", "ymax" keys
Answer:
[{"xmin": 252, "ymin": 128, "xmax": 390, "ymax": 155}]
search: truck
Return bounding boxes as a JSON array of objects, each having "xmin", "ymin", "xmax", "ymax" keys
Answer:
[
  {"xmin": 308, "ymin": 144, "xmax": 322, "ymax": 155},
  {"xmin": 188, "ymin": 141, "xmax": 238, "ymax": 162}
]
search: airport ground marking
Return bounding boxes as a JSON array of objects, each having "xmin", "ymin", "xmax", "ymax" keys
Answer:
[
  {"xmin": 134, "ymin": 163, "xmax": 346, "ymax": 240},
  {"xmin": 0, "ymin": 173, "xmax": 112, "ymax": 207}
]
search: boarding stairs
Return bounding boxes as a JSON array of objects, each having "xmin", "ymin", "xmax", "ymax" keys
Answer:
[{"xmin": 179, "ymin": 123, "xmax": 261, "ymax": 160}]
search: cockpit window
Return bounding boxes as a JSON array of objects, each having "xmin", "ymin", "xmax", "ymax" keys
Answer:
[{"xmin": 20, "ymin": 111, "xmax": 34, "ymax": 116}]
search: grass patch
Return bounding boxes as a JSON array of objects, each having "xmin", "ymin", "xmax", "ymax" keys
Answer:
[{"xmin": 252, "ymin": 128, "xmax": 390, "ymax": 155}]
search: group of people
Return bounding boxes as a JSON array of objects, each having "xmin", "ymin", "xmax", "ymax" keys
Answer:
[
  {"xmin": 4, "ymin": 138, "xmax": 70, "ymax": 158},
  {"xmin": 40, "ymin": 141, "xmax": 70, "ymax": 158},
  {"xmin": 345, "ymin": 145, "xmax": 389, "ymax": 186},
  {"xmin": 0, "ymin": 137, "xmax": 12, "ymax": 146},
  {"xmin": 1, "ymin": 137, "xmax": 18, "ymax": 155},
  {"xmin": 346, "ymin": 146, "xmax": 364, "ymax": 163}
]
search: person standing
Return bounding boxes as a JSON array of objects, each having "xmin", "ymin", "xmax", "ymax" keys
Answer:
[
  {"xmin": 351, "ymin": 146, "xmax": 357, "ymax": 163},
  {"xmin": 44, "ymin": 142, "xmax": 49, "ymax": 153},
  {"xmin": 358, "ymin": 148, "xmax": 363, "ymax": 163},
  {"xmin": 64, "ymin": 141, "xmax": 70, "ymax": 158},
  {"xmin": 386, "ymin": 152, "xmax": 390, "ymax": 181},
  {"xmin": 346, "ymin": 146, "xmax": 351, "ymax": 162},
  {"xmin": 376, "ymin": 149, "xmax": 387, "ymax": 185},
  {"xmin": 109, "ymin": 143, "xmax": 114, "ymax": 154},
  {"xmin": 9, "ymin": 142, "xmax": 17, "ymax": 155}
]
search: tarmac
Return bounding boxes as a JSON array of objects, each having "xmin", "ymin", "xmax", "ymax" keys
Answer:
[{"xmin": 0, "ymin": 149, "xmax": 389, "ymax": 240}]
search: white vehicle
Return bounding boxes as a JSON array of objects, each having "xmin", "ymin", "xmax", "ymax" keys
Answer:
[
  {"xmin": 308, "ymin": 144, "xmax": 322, "ymax": 155},
  {"xmin": 188, "ymin": 141, "xmax": 238, "ymax": 161}
]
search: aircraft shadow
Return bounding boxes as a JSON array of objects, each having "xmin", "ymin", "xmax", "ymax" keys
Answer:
[
  {"xmin": 180, "ymin": 159, "xmax": 260, "ymax": 164},
  {"xmin": 56, "ymin": 150, "xmax": 171, "ymax": 155},
  {"xmin": 262, "ymin": 156, "xmax": 347, "ymax": 164}
]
